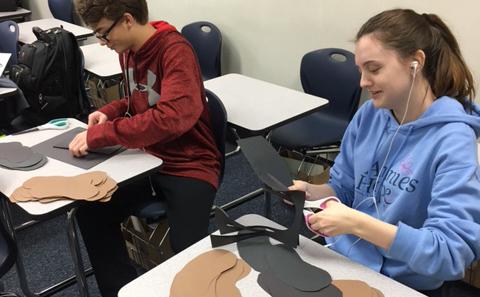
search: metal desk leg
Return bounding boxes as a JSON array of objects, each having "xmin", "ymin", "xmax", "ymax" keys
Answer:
[
  {"xmin": 66, "ymin": 208, "xmax": 89, "ymax": 297},
  {"xmin": 215, "ymin": 188, "xmax": 264, "ymax": 212},
  {"xmin": 264, "ymin": 190, "xmax": 272, "ymax": 219},
  {"xmin": 1, "ymin": 198, "xmax": 38, "ymax": 297},
  {"xmin": 0, "ymin": 198, "xmax": 91, "ymax": 297}
]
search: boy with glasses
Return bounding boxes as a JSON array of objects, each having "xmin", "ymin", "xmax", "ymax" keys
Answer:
[{"xmin": 71, "ymin": 1, "xmax": 221, "ymax": 296}]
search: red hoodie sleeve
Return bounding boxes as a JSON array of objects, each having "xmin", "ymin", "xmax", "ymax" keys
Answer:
[
  {"xmin": 97, "ymin": 97, "xmax": 129, "ymax": 120},
  {"xmin": 86, "ymin": 42, "xmax": 204, "ymax": 149}
]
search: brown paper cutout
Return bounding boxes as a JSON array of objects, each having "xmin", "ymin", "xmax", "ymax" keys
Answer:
[
  {"xmin": 85, "ymin": 177, "xmax": 116, "ymax": 201},
  {"xmin": 215, "ymin": 259, "xmax": 251, "ymax": 297},
  {"xmin": 26, "ymin": 176, "xmax": 99, "ymax": 200},
  {"xmin": 332, "ymin": 280, "xmax": 375, "ymax": 297},
  {"xmin": 371, "ymin": 287, "xmax": 385, "ymax": 297},
  {"xmin": 9, "ymin": 187, "xmax": 34, "ymax": 202},
  {"xmin": 169, "ymin": 249, "xmax": 237, "ymax": 297},
  {"xmin": 9, "ymin": 172, "xmax": 117, "ymax": 203}
]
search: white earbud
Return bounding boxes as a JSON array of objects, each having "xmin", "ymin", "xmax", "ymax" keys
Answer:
[{"xmin": 410, "ymin": 61, "xmax": 419, "ymax": 75}]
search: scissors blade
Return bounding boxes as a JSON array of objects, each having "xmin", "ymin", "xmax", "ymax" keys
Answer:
[{"xmin": 10, "ymin": 127, "xmax": 40, "ymax": 135}]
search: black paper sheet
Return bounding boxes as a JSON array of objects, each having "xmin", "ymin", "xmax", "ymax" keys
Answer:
[
  {"xmin": 258, "ymin": 272, "xmax": 341, "ymax": 297},
  {"xmin": 237, "ymin": 136, "xmax": 293, "ymax": 191},
  {"xmin": 52, "ymin": 127, "xmax": 125, "ymax": 155},
  {"xmin": 210, "ymin": 190, "xmax": 305, "ymax": 248},
  {"xmin": 31, "ymin": 127, "xmax": 125, "ymax": 169},
  {"xmin": 211, "ymin": 136, "xmax": 306, "ymax": 248},
  {"xmin": 0, "ymin": 142, "xmax": 47, "ymax": 171}
]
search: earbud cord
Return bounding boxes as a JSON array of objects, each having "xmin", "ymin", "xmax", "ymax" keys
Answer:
[
  {"xmin": 326, "ymin": 66, "xmax": 418, "ymax": 252},
  {"xmin": 369, "ymin": 66, "xmax": 417, "ymax": 218},
  {"xmin": 123, "ymin": 52, "xmax": 132, "ymax": 118}
]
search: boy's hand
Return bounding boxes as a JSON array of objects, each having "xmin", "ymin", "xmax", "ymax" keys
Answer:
[
  {"xmin": 88, "ymin": 111, "xmax": 108, "ymax": 127},
  {"xmin": 69, "ymin": 131, "xmax": 89, "ymax": 157}
]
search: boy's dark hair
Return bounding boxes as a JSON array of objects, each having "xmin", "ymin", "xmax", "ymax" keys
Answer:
[
  {"xmin": 75, "ymin": 0, "xmax": 149, "ymax": 27},
  {"xmin": 357, "ymin": 9, "xmax": 475, "ymax": 105}
]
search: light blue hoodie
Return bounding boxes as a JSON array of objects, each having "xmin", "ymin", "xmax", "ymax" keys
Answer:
[{"xmin": 328, "ymin": 96, "xmax": 480, "ymax": 290}]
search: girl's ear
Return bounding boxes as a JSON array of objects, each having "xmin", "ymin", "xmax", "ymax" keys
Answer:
[{"xmin": 412, "ymin": 49, "xmax": 426, "ymax": 72}]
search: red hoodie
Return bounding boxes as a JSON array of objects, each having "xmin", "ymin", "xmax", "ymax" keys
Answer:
[{"xmin": 87, "ymin": 21, "xmax": 221, "ymax": 189}]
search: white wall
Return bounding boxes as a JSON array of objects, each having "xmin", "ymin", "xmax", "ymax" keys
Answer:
[
  {"xmin": 146, "ymin": 0, "xmax": 480, "ymax": 97},
  {"xmin": 23, "ymin": 0, "xmax": 53, "ymax": 20},
  {"xmin": 23, "ymin": 0, "xmax": 480, "ymax": 98}
]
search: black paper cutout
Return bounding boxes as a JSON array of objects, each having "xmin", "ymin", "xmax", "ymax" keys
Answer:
[
  {"xmin": 258, "ymin": 272, "xmax": 342, "ymax": 297},
  {"xmin": 0, "ymin": 154, "xmax": 48, "ymax": 171},
  {"xmin": 0, "ymin": 142, "xmax": 33, "ymax": 163},
  {"xmin": 210, "ymin": 190, "xmax": 305, "ymax": 248},
  {"xmin": 0, "ymin": 142, "xmax": 47, "ymax": 171},
  {"xmin": 266, "ymin": 244, "xmax": 332, "ymax": 292},
  {"xmin": 0, "ymin": 152, "xmax": 43, "ymax": 168},
  {"xmin": 236, "ymin": 235, "xmax": 273, "ymax": 273},
  {"xmin": 31, "ymin": 127, "xmax": 125, "ymax": 169},
  {"xmin": 53, "ymin": 127, "xmax": 125, "ymax": 155},
  {"xmin": 237, "ymin": 136, "xmax": 293, "ymax": 192},
  {"xmin": 257, "ymin": 272, "xmax": 274, "ymax": 296}
]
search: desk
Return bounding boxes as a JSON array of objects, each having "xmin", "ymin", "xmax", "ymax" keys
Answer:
[
  {"xmin": 0, "ymin": 7, "xmax": 31, "ymax": 22},
  {"xmin": 204, "ymin": 73, "xmax": 328, "ymax": 134},
  {"xmin": 204, "ymin": 74, "xmax": 329, "ymax": 214},
  {"xmin": 81, "ymin": 43, "xmax": 122, "ymax": 109},
  {"xmin": 0, "ymin": 87, "xmax": 16, "ymax": 97},
  {"xmin": 18, "ymin": 18, "xmax": 93, "ymax": 44},
  {"xmin": 118, "ymin": 214, "xmax": 426, "ymax": 297},
  {"xmin": 81, "ymin": 43, "xmax": 122, "ymax": 79},
  {"xmin": 0, "ymin": 118, "xmax": 163, "ymax": 296}
]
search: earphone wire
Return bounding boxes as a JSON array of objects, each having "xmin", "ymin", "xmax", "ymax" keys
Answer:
[
  {"xmin": 369, "ymin": 63, "xmax": 417, "ymax": 219},
  {"xmin": 327, "ymin": 63, "xmax": 418, "ymax": 253},
  {"xmin": 123, "ymin": 52, "xmax": 132, "ymax": 118}
]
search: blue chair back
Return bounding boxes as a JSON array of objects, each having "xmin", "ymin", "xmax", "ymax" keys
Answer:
[
  {"xmin": 205, "ymin": 89, "xmax": 227, "ymax": 183},
  {"xmin": 134, "ymin": 89, "xmax": 227, "ymax": 219},
  {"xmin": 0, "ymin": 20, "xmax": 19, "ymax": 67},
  {"xmin": 300, "ymin": 48, "xmax": 361, "ymax": 121},
  {"xmin": 48, "ymin": 0, "xmax": 74, "ymax": 23},
  {"xmin": 181, "ymin": 21, "xmax": 222, "ymax": 80}
]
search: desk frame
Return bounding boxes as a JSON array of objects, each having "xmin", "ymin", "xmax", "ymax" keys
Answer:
[
  {"xmin": 204, "ymin": 74, "xmax": 329, "ymax": 217},
  {"xmin": 0, "ymin": 119, "xmax": 162, "ymax": 297},
  {"xmin": 118, "ymin": 214, "xmax": 427, "ymax": 297},
  {"xmin": 0, "ymin": 7, "xmax": 31, "ymax": 22},
  {"xmin": 18, "ymin": 18, "xmax": 93, "ymax": 44}
]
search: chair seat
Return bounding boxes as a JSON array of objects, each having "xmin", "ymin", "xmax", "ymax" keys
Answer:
[
  {"xmin": 133, "ymin": 200, "xmax": 167, "ymax": 219},
  {"xmin": 132, "ymin": 89, "xmax": 226, "ymax": 223},
  {"xmin": 270, "ymin": 112, "xmax": 349, "ymax": 149}
]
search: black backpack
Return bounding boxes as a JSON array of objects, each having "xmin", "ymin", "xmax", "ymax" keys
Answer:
[
  {"xmin": 0, "ymin": 0, "xmax": 17, "ymax": 12},
  {"xmin": 10, "ymin": 26, "xmax": 90, "ymax": 125}
]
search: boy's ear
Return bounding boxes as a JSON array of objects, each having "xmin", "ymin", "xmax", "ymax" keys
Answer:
[{"xmin": 123, "ymin": 13, "xmax": 135, "ymax": 26}]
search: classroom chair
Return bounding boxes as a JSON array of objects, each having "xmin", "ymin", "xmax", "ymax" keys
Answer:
[
  {"xmin": 269, "ymin": 48, "xmax": 362, "ymax": 166},
  {"xmin": 0, "ymin": 205, "xmax": 19, "ymax": 297},
  {"xmin": 181, "ymin": 21, "xmax": 222, "ymax": 80},
  {"xmin": 48, "ymin": 0, "xmax": 74, "ymax": 23},
  {"xmin": 130, "ymin": 88, "xmax": 227, "ymax": 259},
  {"xmin": 0, "ymin": 20, "xmax": 19, "ymax": 67}
]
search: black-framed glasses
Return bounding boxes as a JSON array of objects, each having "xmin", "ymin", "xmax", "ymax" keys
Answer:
[{"xmin": 95, "ymin": 17, "xmax": 122, "ymax": 42}]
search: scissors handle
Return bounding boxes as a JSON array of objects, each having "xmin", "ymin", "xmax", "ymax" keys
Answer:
[
  {"xmin": 10, "ymin": 118, "xmax": 69, "ymax": 135},
  {"xmin": 47, "ymin": 118, "xmax": 69, "ymax": 127},
  {"xmin": 10, "ymin": 127, "xmax": 40, "ymax": 135},
  {"xmin": 39, "ymin": 123, "xmax": 68, "ymax": 130}
]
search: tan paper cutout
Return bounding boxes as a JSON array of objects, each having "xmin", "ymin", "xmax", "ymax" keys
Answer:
[{"xmin": 169, "ymin": 249, "xmax": 237, "ymax": 297}]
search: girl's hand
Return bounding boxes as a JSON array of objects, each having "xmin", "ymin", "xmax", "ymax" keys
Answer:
[
  {"xmin": 288, "ymin": 180, "xmax": 312, "ymax": 199},
  {"xmin": 307, "ymin": 201, "xmax": 362, "ymax": 236}
]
